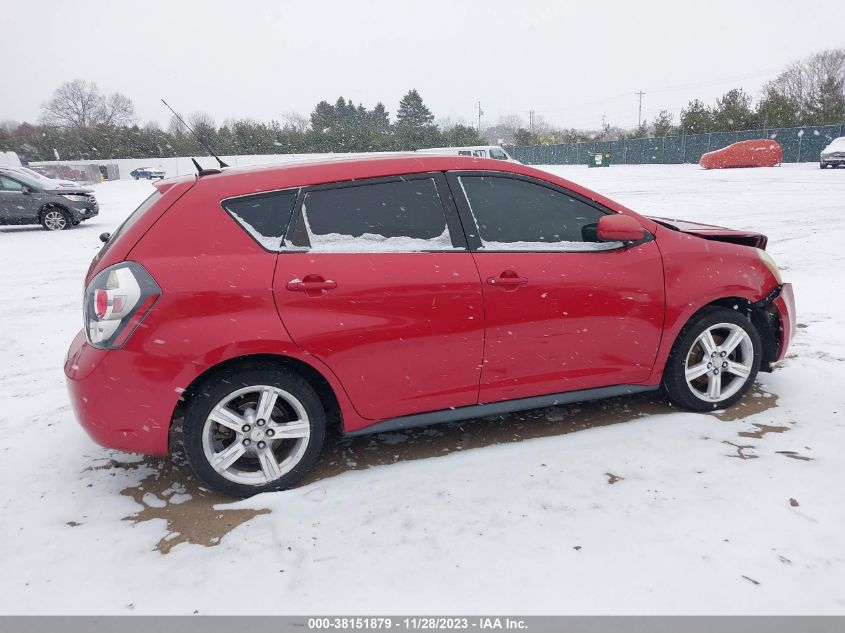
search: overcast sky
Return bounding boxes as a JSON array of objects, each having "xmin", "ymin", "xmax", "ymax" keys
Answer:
[{"xmin": 3, "ymin": 0, "xmax": 844, "ymax": 131}]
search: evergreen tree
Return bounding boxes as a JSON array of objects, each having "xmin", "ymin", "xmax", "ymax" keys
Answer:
[
  {"xmin": 652, "ymin": 110, "xmax": 674, "ymax": 136},
  {"xmin": 756, "ymin": 88, "xmax": 802, "ymax": 127},
  {"xmin": 712, "ymin": 89, "xmax": 755, "ymax": 131},
  {"xmin": 680, "ymin": 99, "xmax": 713, "ymax": 134},
  {"xmin": 396, "ymin": 90, "xmax": 434, "ymax": 129}
]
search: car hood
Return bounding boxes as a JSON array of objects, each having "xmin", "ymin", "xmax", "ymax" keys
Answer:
[
  {"xmin": 44, "ymin": 187, "xmax": 94, "ymax": 195},
  {"xmin": 648, "ymin": 216, "xmax": 768, "ymax": 249}
]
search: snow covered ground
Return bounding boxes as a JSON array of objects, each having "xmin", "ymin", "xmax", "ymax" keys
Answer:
[{"xmin": 0, "ymin": 163, "xmax": 843, "ymax": 615}]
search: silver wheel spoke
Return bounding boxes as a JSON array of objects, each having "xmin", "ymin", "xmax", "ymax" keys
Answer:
[
  {"xmin": 726, "ymin": 360, "xmax": 751, "ymax": 379},
  {"xmin": 255, "ymin": 388, "xmax": 278, "ymax": 421},
  {"xmin": 210, "ymin": 442, "xmax": 246, "ymax": 473},
  {"xmin": 209, "ymin": 406, "xmax": 247, "ymax": 432},
  {"xmin": 257, "ymin": 448, "xmax": 283, "ymax": 481},
  {"xmin": 268, "ymin": 419, "xmax": 309, "ymax": 439},
  {"xmin": 685, "ymin": 361, "xmax": 710, "ymax": 381},
  {"xmin": 707, "ymin": 373, "xmax": 722, "ymax": 400},
  {"xmin": 700, "ymin": 331, "xmax": 718, "ymax": 356},
  {"xmin": 721, "ymin": 329, "xmax": 745, "ymax": 355}
]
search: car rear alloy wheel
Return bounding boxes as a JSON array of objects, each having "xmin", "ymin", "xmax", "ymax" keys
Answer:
[
  {"xmin": 42, "ymin": 209, "xmax": 69, "ymax": 231},
  {"xmin": 663, "ymin": 307, "xmax": 762, "ymax": 411},
  {"xmin": 202, "ymin": 385, "xmax": 311, "ymax": 486},
  {"xmin": 183, "ymin": 366, "xmax": 326, "ymax": 497}
]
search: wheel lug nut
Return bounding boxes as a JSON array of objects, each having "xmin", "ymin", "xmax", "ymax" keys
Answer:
[
  {"xmin": 257, "ymin": 419, "xmax": 266, "ymax": 427},
  {"xmin": 242, "ymin": 424, "xmax": 251, "ymax": 432},
  {"xmin": 720, "ymin": 351, "xmax": 726, "ymax": 357},
  {"xmin": 266, "ymin": 429, "xmax": 275, "ymax": 437},
  {"xmin": 722, "ymin": 362, "xmax": 728, "ymax": 368},
  {"xmin": 242, "ymin": 439, "xmax": 251, "ymax": 446},
  {"xmin": 714, "ymin": 369, "xmax": 720, "ymax": 375},
  {"xmin": 707, "ymin": 363, "xmax": 712, "ymax": 369},
  {"xmin": 257, "ymin": 441, "xmax": 266, "ymax": 449}
]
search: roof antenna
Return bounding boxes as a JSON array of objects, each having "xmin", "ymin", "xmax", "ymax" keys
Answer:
[{"xmin": 161, "ymin": 99, "xmax": 229, "ymax": 169}]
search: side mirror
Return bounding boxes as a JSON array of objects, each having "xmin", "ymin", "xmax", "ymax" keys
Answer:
[
  {"xmin": 21, "ymin": 185, "xmax": 32, "ymax": 195},
  {"xmin": 99, "ymin": 232, "xmax": 111, "ymax": 244},
  {"xmin": 597, "ymin": 214, "xmax": 645, "ymax": 243}
]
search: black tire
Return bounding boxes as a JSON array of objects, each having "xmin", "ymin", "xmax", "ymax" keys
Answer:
[
  {"xmin": 182, "ymin": 364, "xmax": 326, "ymax": 498},
  {"xmin": 40, "ymin": 207, "xmax": 72, "ymax": 231},
  {"xmin": 662, "ymin": 307, "xmax": 762, "ymax": 412}
]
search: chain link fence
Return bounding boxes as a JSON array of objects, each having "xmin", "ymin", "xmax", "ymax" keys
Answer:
[{"xmin": 511, "ymin": 124, "xmax": 845, "ymax": 165}]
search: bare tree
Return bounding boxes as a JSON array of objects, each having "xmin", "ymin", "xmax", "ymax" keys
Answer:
[
  {"xmin": 764, "ymin": 48, "xmax": 845, "ymax": 119},
  {"xmin": 282, "ymin": 111, "xmax": 309, "ymax": 133},
  {"xmin": 41, "ymin": 79, "xmax": 136, "ymax": 128}
]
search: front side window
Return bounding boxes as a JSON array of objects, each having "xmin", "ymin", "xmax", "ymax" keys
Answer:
[
  {"xmin": 459, "ymin": 175, "xmax": 618, "ymax": 251},
  {"xmin": 288, "ymin": 177, "xmax": 457, "ymax": 252},
  {"xmin": 0, "ymin": 176, "xmax": 23, "ymax": 191},
  {"xmin": 489, "ymin": 148, "xmax": 508, "ymax": 160}
]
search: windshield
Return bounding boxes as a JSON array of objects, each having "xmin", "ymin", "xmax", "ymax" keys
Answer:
[{"xmin": 489, "ymin": 148, "xmax": 508, "ymax": 160}]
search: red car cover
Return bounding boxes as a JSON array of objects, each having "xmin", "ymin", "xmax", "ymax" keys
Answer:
[{"xmin": 699, "ymin": 139, "xmax": 783, "ymax": 169}]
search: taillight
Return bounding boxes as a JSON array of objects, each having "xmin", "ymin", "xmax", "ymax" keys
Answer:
[{"xmin": 84, "ymin": 261, "xmax": 161, "ymax": 349}]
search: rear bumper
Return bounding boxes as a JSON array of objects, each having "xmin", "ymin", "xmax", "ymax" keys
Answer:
[
  {"xmin": 773, "ymin": 282, "xmax": 796, "ymax": 361},
  {"xmin": 64, "ymin": 329, "xmax": 172, "ymax": 455}
]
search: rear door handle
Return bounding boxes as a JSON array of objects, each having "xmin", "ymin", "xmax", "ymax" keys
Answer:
[
  {"xmin": 487, "ymin": 271, "xmax": 528, "ymax": 288},
  {"xmin": 286, "ymin": 275, "xmax": 337, "ymax": 293}
]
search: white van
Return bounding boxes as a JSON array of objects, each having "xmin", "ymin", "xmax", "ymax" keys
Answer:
[
  {"xmin": 0, "ymin": 151, "xmax": 23, "ymax": 168},
  {"xmin": 416, "ymin": 145, "xmax": 520, "ymax": 163}
]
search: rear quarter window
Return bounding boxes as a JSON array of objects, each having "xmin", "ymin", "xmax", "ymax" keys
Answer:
[{"xmin": 222, "ymin": 189, "xmax": 299, "ymax": 251}]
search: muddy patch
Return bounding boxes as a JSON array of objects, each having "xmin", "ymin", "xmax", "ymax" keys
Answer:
[
  {"xmin": 776, "ymin": 450, "xmax": 814, "ymax": 462},
  {"xmin": 713, "ymin": 386, "xmax": 779, "ymax": 422},
  {"xmin": 301, "ymin": 391, "xmax": 674, "ymax": 485},
  {"xmin": 739, "ymin": 423, "xmax": 790, "ymax": 439},
  {"xmin": 605, "ymin": 473, "xmax": 624, "ymax": 485},
  {"xmin": 723, "ymin": 441, "xmax": 758, "ymax": 460},
  {"xmin": 120, "ymin": 457, "xmax": 269, "ymax": 554}
]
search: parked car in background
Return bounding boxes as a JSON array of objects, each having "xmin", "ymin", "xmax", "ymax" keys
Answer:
[
  {"xmin": 65, "ymin": 155, "xmax": 794, "ymax": 498},
  {"xmin": 0, "ymin": 170, "xmax": 98, "ymax": 230},
  {"xmin": 0, "ymin": 151, "xmax": 23, "ymax": 168},
  {"xmin": 130, "ymin": 166, "xmax": 166, "ymax": 180},
  {"xmin": 1, "ymin": 165, "xmax": 77, "ymax": 189},
  {"xmin": 820, "ymin": 137, "xmax": 845, "ymax": 168},
  {"xmin": 416, "ymin": 145, "xmax": 520, "ymax": 163}
]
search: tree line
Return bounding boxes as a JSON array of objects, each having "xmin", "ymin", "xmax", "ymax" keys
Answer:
[
  {"xmin": 515, "ymin": 48, "xmax": 845, "ymax": 145},
  {"xmin": 0, "ymin": 85, "xmax": 484, "ymax": 162}
]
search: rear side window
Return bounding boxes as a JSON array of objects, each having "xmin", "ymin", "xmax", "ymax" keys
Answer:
[
  {"xmin": 287, "ymin": 177, "xmax": 457, "ymax": 252},
  {"xmin": 459, "ymin": 175, "xmax": 616, "ymax": 251},
  {"xmin": 223, "ymin": 189, "xmax": 298, "ymax": 251}
]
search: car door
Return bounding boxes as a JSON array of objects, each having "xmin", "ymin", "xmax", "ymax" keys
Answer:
[
  {"xmin": 447, "ymin": 171, "xmax": 665, "ymax": 404},
  {"xmin": 0, "ymin": 175, "xmax": 34, "ymax": 223},
  {"xmin": 271, "ymin": 172, "xmax": 484, "ymax": 421}
]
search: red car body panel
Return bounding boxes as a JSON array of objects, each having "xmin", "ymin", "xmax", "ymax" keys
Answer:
[
  {"xmin": 64, "ymin": 155, "xmax": 795, "ymax": 454},
  {"xmin": 272, "ymin": 252, "xmax": 485, "ymax": 422},
  {"xmin": 471, "ymin": 242, "xmax": 664, "ymax": 403}
]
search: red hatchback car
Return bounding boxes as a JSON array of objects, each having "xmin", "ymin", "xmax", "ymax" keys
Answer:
[{"xmin": 65, "ymin": 155, "xmax": 795, "ymax": 497}]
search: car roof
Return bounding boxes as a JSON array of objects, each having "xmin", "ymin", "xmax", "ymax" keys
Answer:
[{"xmin": 188, "ymin": 154, "xmax": 526, "ymax": 195}]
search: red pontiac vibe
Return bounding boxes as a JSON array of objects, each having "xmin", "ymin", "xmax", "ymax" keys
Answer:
[{"xmin": 65, "ymin": 155, "xmax": 796, "ymax": 497}]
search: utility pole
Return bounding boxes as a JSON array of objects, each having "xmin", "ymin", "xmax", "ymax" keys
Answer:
[
  {"xmin": 529, "ymin": 110, "xmax": 535, "ymax": 134},
  {"xmin": 601, "ymin": 114, "xmax": 606, "ymax": 129},
  {"xmin": 636, "ymin": 90, "xmax": 645, "ymax": 128},
  {"xmin": 477, "ymin": 102, "xmax": 483, "ymax": 132}
]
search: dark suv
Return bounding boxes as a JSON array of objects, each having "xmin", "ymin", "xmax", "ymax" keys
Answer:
[{"xmin": 0, "ymin": 169, "xmax": 98, "ymax": 230}]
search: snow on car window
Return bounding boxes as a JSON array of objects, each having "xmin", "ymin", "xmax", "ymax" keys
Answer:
[
  {"xmin": 293, "ymin": 177, "xmax": 458, "ymax": 252},
  {"xmin": 223, "ymin": 189, "xmax": 298, "ymax": 251}
]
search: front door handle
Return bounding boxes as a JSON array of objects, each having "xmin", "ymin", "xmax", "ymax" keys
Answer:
[
  {"xmin": 487, "ymin": 270, "xmax": 528, "ymax": 288},
  {"xmin": 286, "ymin": 275, "xmax": 337, "ymax": 294}
]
